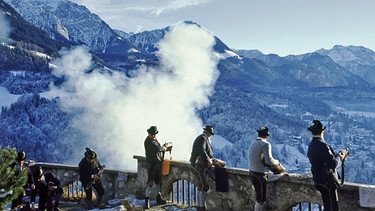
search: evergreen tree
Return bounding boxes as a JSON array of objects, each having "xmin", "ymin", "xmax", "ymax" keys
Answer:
[{"xmin": 0, "ymin": 146, "xmax": 28, "ymax": 208}]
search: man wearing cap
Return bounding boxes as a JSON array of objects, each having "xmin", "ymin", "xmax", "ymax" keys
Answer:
[
  {"xmin": 78, "ymin": 147, "xmax": 105, "ymax": 209},
  {"xmin": 189, "ymin": 125, "xmax": 215, "ymax": 211},
  {"xmin": 248, "ymin": 126, "xmax": 285, "ymax": 211},
  {"xmin": 144, "ymin": 126, "xmax": 171, "ymax": 209},
  {"xmin": 307, "ymin": 120, "xmax": 344, "ymax": 211}
]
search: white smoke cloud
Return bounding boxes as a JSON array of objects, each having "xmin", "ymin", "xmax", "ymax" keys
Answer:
[
  {"xmin": 50, "ymin": 23, "xmax": 219, "ymax": 170},
  {"xmin": 0, "ymin": 12, "xmax": 11, "ymax": 42}
]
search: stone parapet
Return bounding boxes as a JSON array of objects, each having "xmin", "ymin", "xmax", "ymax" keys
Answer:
[{"xmin": 36, "ymin": 157, "xmax": 372, "ymax": 210}]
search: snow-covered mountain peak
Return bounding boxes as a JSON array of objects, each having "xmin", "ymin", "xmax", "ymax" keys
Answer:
[
  {"xmin": 317, "ymin": 45, "xmax": 375, "ymax": 66},
  {"xmin": 4, "ymin": 0, "xmax": 137, "ymax": 53},
  {"xmin": 5, "ymin": 0, "xmax": 62, "ymax": 12}
]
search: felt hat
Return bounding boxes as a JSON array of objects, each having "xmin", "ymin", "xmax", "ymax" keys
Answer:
[
  {"xmin": 16, "ymin": 151, "xmax": 27, "ymax": 161},
  {"xmin": 84, "ymin": 147, "xmax": 97, "ymax": 159},
  {"xmin": 147, "ymin": 126, "xmax": 159, "ymax": 135},
  {"xmin": 203, "ymin": 125, "xmax": 214, "ymax": 135},
  {"xmin": 257, "ymin": 126, "xmax": 270, "ymax": 137},
  {"xmin": 308, "ymin": 120, "xmax": 326, "ymax": 133}
]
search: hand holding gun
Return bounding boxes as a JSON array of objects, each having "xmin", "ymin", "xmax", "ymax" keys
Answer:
[
  {"xmin": 85, "ymin": 165, "xmax": 106, "ymax": 190},
  {"xmin": 338, "ymin": 148, "xmax": 349, "ymax": 162},
  {"xmin": 163, "ymin": 142, "xmax": 173, "ymax": 152},
  {"xmin": 333, "ymin": 148, "xmax": 350, "ymax": 188}
]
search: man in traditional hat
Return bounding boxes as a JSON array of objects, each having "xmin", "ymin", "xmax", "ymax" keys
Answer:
[
  {"xmin": 248, "ymin": 126, "xmax": 285, "ymax": 211},
  {"xmin": 189, "ymin": 125, "xmax": 215, "ymax": 211},
  {"xmin": 78, "ymin": 147, "xmax": 105, "ymax": 209},
  {"xmin": 144, "ymin": 126, "xmax": 172, "ymax": 209},
  {"xmin": 10, "ymin": 151, "xmax": 34, "ymax": 210},
  {"xmin": 30, "ymin": 165, "xmax": 63, "ymax": 211},
  {"xmin": 307, "ymin": 120, "xmax": 346, "ymax": 211}
]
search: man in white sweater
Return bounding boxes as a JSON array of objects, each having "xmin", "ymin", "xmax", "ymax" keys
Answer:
[{"xmin": 249, "ymin": 126, "xmax": 285, "ymax": 211}]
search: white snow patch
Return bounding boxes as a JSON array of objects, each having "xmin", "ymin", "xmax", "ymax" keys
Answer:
[
  {"xmin": 273, "ymin": 144, "xmax": 309, "ymax": 172},
  {"xmin": 215, "ymin": 49, "xmax": 240, "ymax": 60},
  {"xmin": 128, "ymin": 48, "xmax": 139, "ymax": 53},
  {"xmin": 0, "ymin": 86, "xmax": 20, "ymax": 108},
  {"xmin": 270, "ymin": 104, "xmax": 288, "ymax": 108},
  {"xmin": 31, "ymin": 50, "xmax": 51, "ymax": 59},
  {"xmin": 211, "ymin": 135, "xmax": 233, "ymax": 149},
  {"xmin": 39, "ymin": 88, "xmax": 71, "ymax": 100}
]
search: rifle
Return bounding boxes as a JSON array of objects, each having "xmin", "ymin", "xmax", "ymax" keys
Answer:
[
  {"xmin": 85, "ymin": 165, "xmax": 106, "ymax": 190},
  {"xmin": 333, "ymin": 148, "xmax": 349, "ymax": 188}
]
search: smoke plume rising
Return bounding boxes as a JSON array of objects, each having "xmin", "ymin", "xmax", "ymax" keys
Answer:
[{"xmin": 51, "ymin": 23, "xmax": 219, "ymax": 170}]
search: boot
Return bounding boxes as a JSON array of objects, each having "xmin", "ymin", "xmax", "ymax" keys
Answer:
[
  {"xmin": 196, "ymin": 191, "xmax": 206, "ymax": 210},
  {"xmin": 144, "ymin": 197, "xmax": 150, "ymax": 209},
  {"xmin": 86, "ymin": 199, "xmax": 94, "ymax": 210},
  {"xmin": 95, "ymin": 196, "xmax": 102, "ymax": 208},
  {"xmin": 156, "ymin": 193, "xmax": 167, "ymax": 205},
  {"xmin": 54, "ymin": 192, "xmax": 62, "ymax": 211},
  {"xmin": 254, "ymin": 202, "xmax": 265, "ymax": 211}
]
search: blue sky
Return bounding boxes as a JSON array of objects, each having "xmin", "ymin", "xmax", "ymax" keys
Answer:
[{"xmin": 71, "ymin": 0, "xmax": 375, "ymax": 56}]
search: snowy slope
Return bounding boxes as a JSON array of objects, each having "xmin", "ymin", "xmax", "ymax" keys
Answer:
[{"xmin": 0, "ymin": 86, "xmax": 19, "ymax": 108}]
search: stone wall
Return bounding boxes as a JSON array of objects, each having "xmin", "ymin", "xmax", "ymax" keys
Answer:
[
  {"xmin": 134, "ymin": 156, "xmax": 373, "ymax": 211},
  {"xmin": 37, "ymin": 157, "xmax": 373, "ymax": 211},
  {"xmin": 37, "ymin": 162, "xmax": 139, "ymax": 202}
]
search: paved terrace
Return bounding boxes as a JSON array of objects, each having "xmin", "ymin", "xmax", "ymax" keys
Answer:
[{"xmin": 35, "ymin": 155, "xmax": 374, "ymax": 211}]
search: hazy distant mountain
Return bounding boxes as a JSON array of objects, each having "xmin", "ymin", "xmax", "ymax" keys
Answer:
[
  {"xmin": 317, "ymin": 45, "xmax": 375, "ymax": 86},
  {"xmin": 236, "ymin": 46, "xmax": 375, "ymax": 88},
  {"xmin": 317, "ymin": 45, "xmax": 375, "ymax": 66}
]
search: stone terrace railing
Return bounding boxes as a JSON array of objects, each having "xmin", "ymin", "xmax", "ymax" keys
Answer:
[
  {"xmin": 134, "ymin": 156, "xmax": 374, "ymax": 211},
  {"xmin": 37, "ymin": 157, "xmax": 373, "ymax": 211},
  {"xmin": 35, "ymin": 162, "xmax": 140, "ymax": 202}
]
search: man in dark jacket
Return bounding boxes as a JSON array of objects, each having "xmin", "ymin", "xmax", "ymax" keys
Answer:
[
  {"xmin": 78, "ymin": 147, "xmax": 105, "ymax": 209},
  {"xmin": 10, "ymin": 151, "xmax": 35, "ymax": 210},
  {"xmin": 307, "ymin": 120, "xmax": 345, "ymax": 211},
  {"xmin": 189, "ymin": 125, "xmax": 215, "ymax": 211},
  {"xmin": 31, "ymin": 165, "xmax": 63, "ymax": 211},
  {"xmin": 144, "ymin": 126, "xmax": 172, "ymax": 209}
]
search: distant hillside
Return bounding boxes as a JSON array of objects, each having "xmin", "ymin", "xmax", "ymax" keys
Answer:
[
  {"xmin": 235, "ymin": 46, "xmax": 375, "ymax": 88},
  {"xmin": 0, "ymin": 0, "xmax": 70, "ymax": 94},
  {"xmin": 1, "ymin": 0, "xmax": 68, "ymax": 55}
]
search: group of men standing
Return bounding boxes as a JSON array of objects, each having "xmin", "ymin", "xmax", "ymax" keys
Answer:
[
  {"xmin": 145, "ymin": 120, "xmax": 348, "ymax": 211},
  {"xmin": 11, "ymin": 119, "xmax": 346, "ymax": 211},
  {"xmin": 142, "ymin": 125, "xmax": 215, "ymax": 210},
  {"xmin": 143, "ymin": 119, "xmax": 347, "ymax": 211}
]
